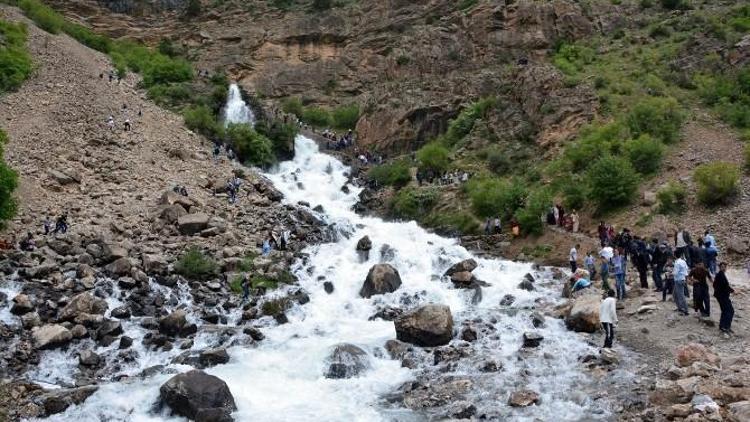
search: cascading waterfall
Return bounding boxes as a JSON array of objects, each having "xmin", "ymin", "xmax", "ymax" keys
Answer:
[
  {"xmin": 223, "ymin": 83, "xmax": 255, "ymax": 126},
  {"xmin": 21, "ymin": 135, "xmax": 618, "ymax": 421}
]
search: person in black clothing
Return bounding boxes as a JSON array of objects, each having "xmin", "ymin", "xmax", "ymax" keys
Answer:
[
  {"xmin": 689, "ymin": 262, "xmax": 711, "ymax": 317},
  {"xmin": 713, "ymin": 262, "xmax": 734, "ymax": 334},
  {"xmin": 632, "ymin": 236, "xmax": 649, "ymax": 289},
  {"xmin": 650, "ymin": 239, "xmax": 666, "ymax": 292},
  {"xmin": 688, "ymin": 240, "xmax": 704, "ymax": 270}
]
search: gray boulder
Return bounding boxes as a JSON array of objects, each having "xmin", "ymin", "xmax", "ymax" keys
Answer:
[
  {"xmin": 359, "ymin": 264, "xmax": 402, "ymax": 298},
  {"xmin": 33, "ymin": 324, "xmax": 73, "ymax": 350},
  {"xmin": 395, "ymin": 304, "xmax": 453, "ymax": 347},
  {"xmin": 159, "ymin": 370, "xmax": 237, "ymax": 422},
  {"xmin": 178, "ymin": 213, "xmax": 210, "ymax": 235},
  {"xmin": 444, "ymin": 259, "xmax": 478, "ymax": 277},
  {"xmin": 325, "ymin": 343, "xmax": 371, "ymax": 379},
  {"xmin": 59, "ymin": 293, "xmax": 108, "ymax": 321}
]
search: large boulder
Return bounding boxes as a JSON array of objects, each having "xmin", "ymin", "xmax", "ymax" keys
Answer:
[
  {"xmin": 59, "ymin": 293, "xmax": 108, "ymax": 321},
  {"xmin": 159, "ymin": 370, "xmax": 236, "ymax": 422},
  {"xmin": 395, "ymin": 304, "xmax": 453, "ymax": 347},
  {"xmin": 356, "ymin": 236, "xmax": 372, "ymax": 251},
  {"xmin": 177, "ymin": 213, "xmax": 210, "ymax": 235},
  {"xmin": 443, "ymin": 259, "xmax": 478, "ymax": 277},
  {"xmin": 159, "ymin": 309, "xmax": 188, "ymax": 336},
  {"xmin": 142, "ymin": 254, "xmax": 169, "ymax": 275},
  {"xmin": 564, "ymin": 292, "xmax": 600, "ymax": 333},
  {"xmin": 105, "ymin": 257, "xmax": 131, "ymax": 276},
  {"xmin": 32, "ymin": 324, "xmax": 73, "ymax": 350},
  {"xmin": 675, "ymin": 343, "xmax": 721, "ymax": 368},
  {"xmin": 37, "ymin": 386, "xmax": 98, "ymax": 416},
  {"xmin": 200, "ymin": 348, "xmax": 230, "ymax": 368},
  {"xmin": 359, "ymin": 264, "xmax": 402, "ymax": 298},
  {"xmin": 325, "ymin": 343, "xmax": 371, "ymax": 379},
  {"xmin": 160, "ymin": 204, "xmax": 188, "ymax": 224},
  {"xmin": 11, "ymin": 293, "xmax": 34, "ymax": 315}
]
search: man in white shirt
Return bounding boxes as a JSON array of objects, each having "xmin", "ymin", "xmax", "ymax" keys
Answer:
[
  {"xmin": 570, "ymin": 244, "xmax": 579, "ymax": 273},
  {"xmin": 673, "ymin": 252, "xmax": 690, "ymax": 315},
  {"xmin": 599, "ymin": 289, "xmax": 618, "ymax": 348}
]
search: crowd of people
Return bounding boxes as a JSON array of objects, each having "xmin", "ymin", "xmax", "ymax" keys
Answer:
[
  {"xmin": 546, "ymin": 204, "xmax": 580, "ymax": 233},
  {"xmin": 567, "ymin": 226, "xmax": 737, "ymax": 349},
  {"xmin": 323, "ymin": 129, "xmax": 355, "ymax": 151}
]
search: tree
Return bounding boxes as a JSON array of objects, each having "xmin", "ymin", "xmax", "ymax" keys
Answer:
[
  {"xmin": 586, "ymin": 156, "xmax": 639, "ymax": 209},
  {"xmin": 416, "ymin": 143, "xmax": 450, "ymax": 173}
]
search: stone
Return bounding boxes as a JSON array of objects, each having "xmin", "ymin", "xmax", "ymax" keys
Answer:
[
  {"xmin": 356, "ymin": 235, "xmax": 372, "ymax": 251},
  {"xmin": 460, "ymin": 326, "xmax": 478, "ymax": 342},
  {"xmin": 675, "ymin": 343, "xmax": 720, "ymax": 368},
  {"xmin": 119, "ymin": 336, "xmax": 133, "ymax": 349},
  {"xmin": 395, "ymin": 304, "xmax": 453, "ymax": 347},
  {"xmin": 94, "ymin": 320, "xmax": 123, "ymax": 340},
  {"xmin": 79, "ymin": 349, "xmax": 101, "ymax": 367},
  {"xmin": 500, "ymin": 294, "xmax": 515, "ymax": 306},
  {"xmin": 600, "ymin": 348, "xmax": 620, "ymax": 365},
  {"xmin": 325, "ymin": 343, "xmax": 371, "ymax": 379},
  {"xmin": 101, "ymin": 243, "xmax": 129, "ymax": 263},
  {"xmin": 691, "ymin": 394, "xmax": 719, "ymax": 413},
  {"xmin": 518, "ymin": 279, "xmax": 535, "ymax": 291},
  {"xmin": 160, "ymin": 204, "xmax": 188, "ymax": 224},
  {"xmin": 522, "ymin": 332, "xmax": 543, "ymax": 348},
  {"xmin": 48, "ymin": 169, "xmax": 77, "ymax": 185},
  {"xmin": 200, "ymin": 348, "xmax": 230, "ymax": 367},
  {"xmin": 159, "ymin": 370, "xmax": 236, "ymax": 421},
  {"xmin": 725, "ymin": 236, "xmax": 748, "ymax": 254},
  {"xmin": 637, "ymin": 304, "xmax": 657, "ymax": 314},
  {"xmin": 21, "ymin": 312, "xmax": 42, "ymax": 329},
  {"xmin": 323, "ymin": 281, "xmax": 334, "ymax": 294},
  {"xmin": 359, "ymin": 263, "xmax": 402, "ymax": 298},
  {"xmin": 177, "ymin": 213, "xmax": 210, "ymax": 235},
  {"xmin": 642, "ymin": 190, "xmax": 657, "ymax": 206},
  {"xmin": 111, "ymin": 306, "xmax": 131, "ymax": 319},
  {"xmin": 70, "ymin": 324, "xmax": 88, "ymax": 338},
  {"xmin": 728, "ymin": 401, "xmax": 750, "ymax": 421},
  {"xmin": 665, "ymin": 403, "xmax": 692, "ymax": 418},
  {"xmin": 444, "ymin": 259, "xmax": 478, "ymax": 277},
  {"xmin": 105, "ymin": 257, "xmax": 131, "ymax": 276},
  {"xmin": 509, "ymin": 390, "xmax": 540, "ymax": 407},
  {"xmin": 450, "ymin": 271, "xmax": 474, "ymax": 287},
  {"xmin": 565, "ymin": 292, "xmax": 600, "ymax": 333},
  {"xmin": 11, "ymin": 293, "xmax": 34, "ymax": 315},
  {"xmin": 530, "ymin": 311, "xmax": 545, "ymax": 328},
  {"xmin": 142, "ymin": 254, "xmax": 169, "ymax": 275},
  {"xmin": 242, "ymin": 327, "xmax": 264, "ymax": 341},
  {"xmin": 32, "ymin": 324, "xmax": 73, "ymax": 350},
  {"xmin": 38, "ymin": 386, "xmax": 98, "ymax": 416},
  {"xmin": 159, "ymin": 309, "xmax": 188, "ymax": 337},
  {"xmin": 59, "ymin": 293, "xmax": 108, "ymax": 321}
]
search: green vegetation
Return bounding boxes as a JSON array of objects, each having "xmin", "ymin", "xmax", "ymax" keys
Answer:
[
  {"xmin": 183, "ymin": 105, "xmax": 220, "ymax": 137},
  {"xmin": 311, "ymin": 0, "xmax": 332, "ymax": 10},
  {"xmin": 281, "ymin": 97, "xmax": 360, "ymax": 129},
  {"xmin": 331, "ymin": 104, "xmax": 360, "ymax": 129},
  {"xmin": 281, "ymin": 97, "xmax": 304, "ymax": 116},
  {"xmin": 626, "ymin": 97, "xmax": 684, "ymax": 144},
  {"xmin": 693, "ymin": 162, "xmax": 740, "ymax": 206},
  {"xmin": 367, "ymin": 160, "xmax": 411, "ymax": 188},
  {"xmin": 225, "ymin": 123, "xmax": 275, "ymax": 167},
  {"xmin": 0, "ymin": 129, "xmax": 18, "ymax": 225},
  {"xmin": 390, "ymin": 187, "xmax": 439, "ymax": 220},
  {"xmin": 262, "ymin": 297, "xmax": 290, "ymax": 316},
  {"xmin": 175, "ymin": 247, "xmax": 218, "ymax": 281},
  {"xmin": 623, "ymin": 135, "xmax": 664, "ymax": 175},
  {"xmin": 301, "ymin": 106, "xmax": 331, "ymax": 127},
  {"xmin": 467, "ymin": 178, "xmax": 525, "ymax": 220},
  {"xmin": 513, "ymin": 187, "xmax": 551, "ymax": 236},
  {"xmin": 18, "ymin": 0, "xmax": 63, "ymax": 33},
  {"xmin": 423, "ymin": 211, "xmax": 478, "ymax": 235},
  {"xmin": 0, "ymin": 20, "xmax": 33, "ymax": 94},
  {"xmin": 185, "ymin": 0, "xmax": 201, "ymax": 16},
  {"xmin": 437, "ymin": 97, "xmax": 497, "ymax": 147},
  {"xmin": 586, "ymin": 156, "xmax": 639, "ymax": 210},
  {"xmin": 520, "ymin": 244, "xmax": 553, "ymax": 259},
  {"xmin": 416, "ymin": 143, "xmax": 450, "ymax": 173},
  {"xmin": 744, "ymin": 143, "xmax": 750, "ymax": 173},
  {"xmin": 656, "ymin": 181, "xmax": 687, "ymax": 215},
  {"xmin": 255, "ymin": 119, "xmax": 297, "ymax": 159},
  {"xmin": 696, "ymin": 68, "xmax": 750, "ymax": 130}
]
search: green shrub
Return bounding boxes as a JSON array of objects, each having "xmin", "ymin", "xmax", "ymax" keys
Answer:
[
  {"xmin": 626, "ymin": 97, "xmax": 684, "ymax": 144},
  {"xmin": 458, "ymin": 0, "xmax": 478, "ymax": 11},
  {"xmin": 423, "ymin": 211, "xmax": 478, "ymax": 235},
  {"xmin": 368, "ymin": 160, "xmax": 411, "ymax": 188},
  {"xmin": 416, "ymin": 143, "xmax": 450, "ymax": 173},
  {"xmin": 563, "ymin": 122, "xmax": 628, "ymax": 172},
  {"xmin": 660, "ymin": 0, "xmax": 689, "ymax": 10},
  {"xmin": 147, "ymin": 83, "xmax": 193, "ymax": 106},
  {"xmin": 225, "ymin": 123, "xmax": 275, "ymax": 167},
  {"xmin": 396, "ymin": 55, "xmax": 410, "ymax": 65},
  {"xmin": 486, "ymin": 148, "xmax": 511, "ymax": 175},
  {"xmin": 514, "ymin": 187, "xmax": 552, "ymax": 236},
  {"xmin": 467, "ymin": 178, "xmax": 526, "ymax": 219},
  {"xmin": 553, "ymin": 43, "xmax": 595, "ymax": 77},
  {"xmin": 64, "ymin": 23, "xmax": 112, "ymax": 53},
  {"xmin": 255, "ymin": 119, "xmax": 298, "ymax": 160},
  {"xmin": 623, "ymin": 135, "xmax": 664, "ymax": 175},
  {"xmin": 586, "ymin": 156, "xmax": 639, "ymax": 209},
  {"xmin": 718, "ymin": 101, "xmax": 750, "ymax": 129},
  {"xmin": 185, "ymin": 0, "xmax": 202, "ymax": 16},
  {"xmin": 656, "ymin": 181, "xmax": 687, "ymax": 214},
  {"xmin": 439, "ymin": 97, "xmax": 497, "ymax": 147},
  {"xmin": 183, "ymin": 105, "xmax": 219, "ymax": 137},
  {"xmin": 301, "ymin": 106, "xmax": 331, "ymax": 127},
  {"xmin": 281, "ymin": 97, "xmax": 303, "ymax": 117},
  {"xmin": 562, "ymin": 179, "xmax": 587, "ymax": 210},
  {"xmin": 19, "ymin": 0, "xmax": 64, "ymax": 34},
  {"xmin": 744, "ymin": 143, "xmax": 750, "ymax": 173},
  {"xmin": 261, "ymin": 297, "xmax": 290, "ymax": 316},
  {"xmin": 175, "ymin": 247, "xmax": 218, "ymax": 280},
  {"xmin": 0, "ymin": 129, "xmax": 18, "ymax": 225},
  {"xmin": 391, "ymin": 187, "xmax": 439, "ymax": 220},
  {"xmin": 0, "ymin": 20, "xmax": 33, "ymax": 94},
  {"xmin": 693, "ymin": 162, "xmax": 740, "ymax": 205},
  {"xmin": 311, "ymin": 0, "xmax": 332, "ymax": 10},
  {"xmin": 331, "ymin": 104, "xmax": 359, "ymax": 129},
  {"xmin": 140, "ymin": 55, "xmax": 193, "ymax": 86}
]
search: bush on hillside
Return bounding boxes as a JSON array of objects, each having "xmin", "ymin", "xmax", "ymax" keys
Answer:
[
  {"xmin": 183, "ymin": 105, "xmax": 219, "ymax": 137},
  {"xmin": 438, "ymin": 97, "xmax": 497, "ymax": 147},
  {"xmin": 660, "ymin": 0, "xmax": 689, "ymax": 10},
  {"xmin": 562, "ymin": 179, "xmax": 587, "ymax": 210},
  {"xmin": 626, "ymin": 97, "xmax": 684, "ymax": 144},
  {"xmin": 0, "ymin": 130, "xmax": 18, "ymax": 225},
  {"xmin": 281, "ymin": 97, "xmax": 304, "ymax": 117},
  {"xmin": 0, "ymin": 20, "xmax": 33, "ymax": 94},
  {"xmin": 174, "ymin": 247, "xmax": 217, "ymax": 280},
  {"xmin": 19, "ymin": 0, "xmax": 64, "ymax": 34},
  {"xmin": 64, "ymin": 23, "xmax": 112, "ymax": 53},
  {"xmin": 225, "ymin": 124, "xmax": 275, "ymax": 167},
  {"xmin": 255, "ymin": 119, "xmax": 298, "ymax": 160},
  {"xmin": 553, "ymin": 43, "xmax": 596, "ymax": 76},
  {"xmin": 623, "ymin": 135, "xmax": 664, "ymax": 175},
  {"xmin": 656, "ymin": 181, "xmax": 687, "ymax": 215},
  {"xmin": 301, "ymin": 106, "xmax": 331, "ymax": 127},
  {"xmin": 147, "ymin": 83, "xmax": 193, "ymax": 106},
  {"xmin": 586, "ymin": 156, "xmax": 639, "ymax": 209},
  {"xmin": 514, "ymin": 187, "xmax": 552, "ymax": 236},
  {"xmin": 331, "ymin": 104, "xmax": 360, "ymax": 129},
  {"xmin": 563, "ymin": 122, "xmax": 628, "ymax": 172},
  {"xmin": 390, "ymin": 187, "xmax": 439, "ymax": 220},
  {"xmin": 423, "ymin": 211, "xmax": 478, "ymax": 235},
  {"xmin": 467, "ymin": 178, "xmax": 526, "ymax": 219},
  {"xmin": 693, "ymin": 162, "xmax": 740, "ymax": 206},
  {"xmin": 368, "ymin": 160, "xmax": 411, "ymax": 188},
  {"xmin": 486, "ymin": 147, "xmax": 511, "ymax": 175},
  {"xmin": 416, "ymin": 143, "xmax": 450, "ymax": 173}
]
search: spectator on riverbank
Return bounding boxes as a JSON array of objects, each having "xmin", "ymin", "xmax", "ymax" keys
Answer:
[
  {"xmin": 600, "ymin": 289, "xmax": 618, "ymax": 349},
  {"xmin": 613, "ymin": 248, "xmax": 626, "ymax": 300},
  {"xmin": 569, "ymin": 244, "xmax": 579, "ymax": 273},
  {"xmin": 713, "ymin": 262, "xmax": 735, "ymax": 335},
  {"xmin": 689, "ymin": 261, "xmax": 712, "ymax": 318},
  {"xmin": 673, "ymin": 252, "xmax": 690, "ymax": 316}
]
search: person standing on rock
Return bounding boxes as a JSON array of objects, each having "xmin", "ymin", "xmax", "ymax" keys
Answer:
[
  {"xmin": 612, "ymin": 248, "xmax": 626, "ymax": 300},
  {"xmin": 569, "ymin": 244, "xmax": 579, "ymax": 273},
  {"xmin": 599, "ymin": 289, "xmax": 617, "ymax": 349},
  {"xmin": 494, "ymin": 216, "xmax": 501, "ymax": 234},
  {"xmin": 241, "ymin": 274, "xmax": 251, "ymax": 301},
  {"xmin": 673, "ymin": 252, "xmax": 690, "ymax": 316},
  {"xmin": 585, "ymin": 251, "xmax": 597, "ymax": 280},
  {"xmin": 688, "ymin": 261, "xmax": 711, "ymax": 318},
  {"xmin": 713, "ymin": 262, "xmax": 734, "ymax": 334},
  {"xmin": 599, "ymin": 254, "xmax": 611, "ymax": 291},
  {"xmin": 598, "ymin": 221, "xmax": 608, "ymax": 247},
  {"xmin": 570, "ymin": 210, "xmax": 579, "ymax": 233},
  {"xmin": 662, "ymin": 256, "xmax": 675, "ymax": 302},
  {"xmin": 484, "ymin": 218, "xmax": 491, "ymax": 236},
  {"xmin": 53, "ymin": 213, "xmax": 68, "ymax": 234}
]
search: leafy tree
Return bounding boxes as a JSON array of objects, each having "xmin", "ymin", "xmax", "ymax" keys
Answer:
[
  {"xmin": 225, "ymin": 123, "xmax": 275, "ymax": 167},
  {"xmin": 391, "ymin": 188, "xmax": 439, "ymax": 220},
  {"xmin": 586, "ymin": 156, "xmax": 639, "ymax": 209},
  {"xmin": 416, "ymin": 143, "xmax": 450, "ymax": 173},
  {"xmin": 623, "ymin": 135, "xmax": 664, "ymax": 175},
  {"xmin": 332, "ymin": 104, "xmax": 360, "ymax": 129},
  {"xmin": 626, "ymin": 97, "xmax": 684, "ymax": 144},
  {"xmin": 468, "ymin": 178, "xmax": 526, "ymax": 219},
  {"xmin": 368, "ymin": 160, "xmax": 411, "ymax": 188},
  {"xmin": 183, "ymin": 105, "xmax": 219, "ymax": 137},
  {"xmin": 514, "ymin": 187, "xmax": 551, "ymax": 236}
]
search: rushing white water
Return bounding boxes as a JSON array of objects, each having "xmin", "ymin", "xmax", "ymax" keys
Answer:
[
  {"xmin": 223, "ymin": 83, "xmax": 255, "ymax": 126},
  {"xmin": 34, "ymin": 136, "xmax": 610, "ymax": 421}
]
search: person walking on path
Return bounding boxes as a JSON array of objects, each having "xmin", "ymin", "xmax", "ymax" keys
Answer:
[
  {"xmin": 689, "ymin": 262, "xmax": 712, "ymax": 318},
  {"xmin": 569, "ymin": 244, "xmax": 579, "ymax": 273},
  {"xmin": 600, "ymin": 255, "xmax": 611, "ymax": 291},
  {"xmin": 713, "ymin": 262, "xmax": 735, "ymax": 334},
  {"xmin": 599, "ymin": 289, "xmax": 618, "ymax": 348},
  {"xmin": 662, "ymin": 257, "xmax": 675, "ymax": 302},
  {"xmin": 673, "ymin": 252, "xmax": 690, "ymax": 316},
  {"xmin": 612, "ymin": 248, "xmax": 626, "ymax": 300}
]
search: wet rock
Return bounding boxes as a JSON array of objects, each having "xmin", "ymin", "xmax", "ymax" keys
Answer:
[
  {"xmin": 70, "ymin": 324, "xmax": 88, "ymax": 339},
  {"xmin": 564, "ymin": 292, "xmax": 600, "ymax": 333},
  {"xmin": 450, "ymin": 271, "xmax": 474, "ymax": 287},
  {"xmin": 79, "ymin": 349, "xmax": 101, "ymax": 367},
  {"xmin": 159, "ymin": 370, "xmax": 236, "ymax": 421},
  {"xmin": 59, "ymin": 293, "xmax": 108, "ymax": 321},
  {"xmin": 402, "ymin": 378, "xmax": 472, "ymax": 409},
  {"xmin": 395, "ymin": 304, "xmax": 453, "ymax": 347},
  {"xmin": 444, "ymin": 259, "xmax": 478, "ymax": 277},
  {"xmin": 480, "ymin": 360, "xmax": 502, "ymax": 372},
  {"xmin": 500, "ymin": 294, "xmax": 516, "ymax": 306},
  {"xmin": 509, "ymin": 389, "xmax": 540, "ymax": 407},
  {"xmin": 159, "ymin": 309, "xmax": 188, "ymax": 337},
  {"xmin": 38, "ymin": 386, "xmax": 98, "ymax": 416},
  {"xmin": 522, "ymin": 332, "xmax": 544, "ymax": 348},
  {"xmin": 11, "ymin": 293, "xmax": 34, "ymax": 315},
  {"xmin": 460, "ymin": 326, "xmax": 478, "ymax": 342},
  {"xmin": 530, "ymin": 311, "xmax": 545, "ymax": 328},
  {"xmin": 356, "ymin": 235, "xmax": 372, "ymax": 251},
  {"xmin": 448, "ymin": 401, "xmax": 476, "ymax": 419},
  {"xmin": 323, "ymin": 281, "xmax": 334, "ymax": 294},
  {"xmin": 518, "ymin": 278, "xmax": 535, "ymax": 291},
  {"xmin": 94, "ymin": 319, "xmax": 123, "ymax": 341},
  {"xmin": 379, "ymin": 244, "xmax": 396, "ymax": 261},
  {"xmin": 111, "ymin": 306, "xmax": 131, "ymax": 319},
  {"xmin": 384, "ymin": 339, "xmax": 410, "ymax": 359},
  {"xmin": 242, "ymin": 327, "xmax": 264, "ymax": 341},
  {"xmin": 177, "ymin": 213, "xmax": 210, "ymax": 235},
  {"xmin": 360, "ymin": 263, "xmax": 402, "ymax": 298},
  {"xmin": 105, "ymin": 257, "xmax": 131, "ymax": 276},
  {"xmin": 200, "ymin": 348, "xmax": 230, "ymax": 368},
  {"xmin": 32, "ymin": 324, "xmax": 73, "ymax": 350},
  {"xmin": 600, "ymin": 348, "xmax": 619, "ymax": 365},
  {"xmin": 369, "ymin": 306, "xmax": 403, "ymax": 321},
  {"xmin": 142, "ymin": 254, "xmax": 169, "ymax": 275},
  {"xmin": 675, "ymin": 343, "xmax": 720, "ymax": 368},
  {"xmin": 119, "ymin": 336, "xmax": 133, "ymax": 349},
  {"xmin": 728, "ymin": 401, "xmax": 750, "ymax": 421},
  {"xmin": 325, "ymin": 343, "xmax": 371, "ymax": 379}
]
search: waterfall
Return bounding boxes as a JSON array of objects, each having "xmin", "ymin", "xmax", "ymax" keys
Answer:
[
  {"xmin": 28, "ymin": 136, "xmax": 614, "ymax": 421},
  {"xmin": 223, "ymin": 83, "xmax": 255, "ymax": 126}
]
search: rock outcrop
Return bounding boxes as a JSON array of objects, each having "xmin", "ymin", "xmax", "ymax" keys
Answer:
[
  {"xmin": 359, "ymin": 263, "xmax": 402, "ymax": 298},
  {"xmin": 325, "ymin": 343, "xmax": 371, "ymax": 379},
  {"xmin": 159, "ymin": 370, "xmax": 237, "ymax": 422},
  {"xmin": 395, "ymin": 304, "xmax": 453, "ymax": 347}
]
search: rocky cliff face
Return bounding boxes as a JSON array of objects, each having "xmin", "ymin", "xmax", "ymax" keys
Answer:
[{"xmin": 47, "ymin": 0, "xmax": 612, "ymax": 153}]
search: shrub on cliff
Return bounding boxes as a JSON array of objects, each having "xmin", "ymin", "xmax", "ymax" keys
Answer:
[
  {"xmin": 18, "ymin": 0, "xmax": 64, "ymax": 34},
  {"xmin": 467, "ymin": 178, "xmax": 525, "ymax": 219},
  {"xmin": 301, "ymin": 107, "xmax": 331, "ymax": 127},
  {"xmin": 656, "ymin": 181, "xmax": 687, "ymax": 215},
  {"xmin": 390, "ymin": 187, "xmax": 439, "ymax": 220},
  {"xmin": 0, "ymin": 20, "xmax": 33, "ymax": 94},
  {"xmin": 514, "ymin": 187, "xmax": 551, "ymax": 236},
  {"xmin": 332, "ymin": 104, "xmax": 360, "ymax": 129},
  {"xmin": 626, "ymin": 97, "xmax": 684, "ymax": 144},
  {"xmin": 368, "ymin": 160, "xmax": 411, "ymax": 188},
  {"xmin": 693, "ymin": 162, "xmax": 740, "ymax": 206},
  {"xmin": 281, "ymin": 97, "xmax": 303, "ymax": 117},
  {"xmin": 175, "ymin": 247, "xmax": 218, "ymax": 281},
  {"xmin": 255, "ymin": 119, "xmax": 298, "ymax": 160},
  {"xmin": 586, "ymin": 156, "xmax": 639, "ymax": 210},
  {"xmin": 225, "ymin": 124, "xmax": 274, "ymax": 167},
  {"xmin": 183, "ymin": 105, "xmax": 219, "ymax": 137},
  {"xmin": 623, "ymin": 135, "xmax": 664, "ymax": 175},
  {"xmin": 416, "ymin": 143, "xmax": 450, "ymax": 173},
  {"xmin": 0, "ymin": 130, "xmax": 18, "ymax": 225}
]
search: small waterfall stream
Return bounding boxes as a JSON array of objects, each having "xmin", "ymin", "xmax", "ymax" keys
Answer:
[{"xmin": 223, "ymin": 83, "xmax": 255, "ymax": 126}]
